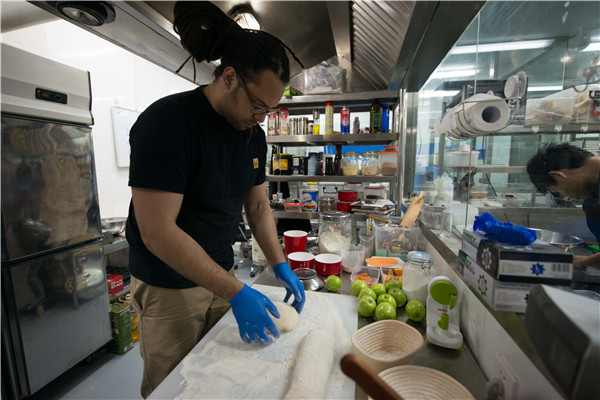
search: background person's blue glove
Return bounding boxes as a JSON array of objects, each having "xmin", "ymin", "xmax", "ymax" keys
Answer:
[
  {"xmin": 273, "ymin": 262, "xmax": 305, "ymax": 313},
  {"xmin": 228, "ymin": 284, "xmax": 280, "ymax": 344}
]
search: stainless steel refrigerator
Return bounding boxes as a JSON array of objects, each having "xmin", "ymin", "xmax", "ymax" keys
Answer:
[{"xmin": 1, "ymin": 43, "xmax": 111, "ymax": 399}]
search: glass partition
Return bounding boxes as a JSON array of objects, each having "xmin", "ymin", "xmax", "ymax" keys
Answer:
[{"xmin": 411, "ymin": 1, "xmax": 600, "ymax": 246}]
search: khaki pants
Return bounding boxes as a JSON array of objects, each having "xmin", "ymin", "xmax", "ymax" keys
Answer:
[{"xmin": 130, "ymin": 271, "xmax": 232, "ymax": 398}]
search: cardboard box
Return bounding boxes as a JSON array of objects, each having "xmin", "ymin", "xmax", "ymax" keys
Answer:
[
  {"xmin": 107, "ymin": 274, "xmax": 124, "ymax": 295},
  {"xmin": 107, "ymin": 302, "xmax": 133, "ymax": 355},
  {"xmin": 458, "ymin": 250, "xmax": 538, "ymax": 313},
  {"xmin": 462, "ymin": 228, "xmax": 572, "ymax": 285}
]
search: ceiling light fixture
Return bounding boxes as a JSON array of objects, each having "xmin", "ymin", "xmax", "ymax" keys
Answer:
[
  {"xmin": 430, "ymin": 69, "xmax": 478, "ymax": 79},
  {"xmin": 53, "ymin": 1, "xmax": 115, "ymax": 26},
  {"xmin": 528, "ymin": 85, "xmax": 563, "ymax": 92},
  {"xmin": 230, "ymin": 5, "xmax": 260, "ymax": 30},
  {"xmin": 450, "ymin": 39, "xmax": 554, "ymax": 55},
  {"xmin": 583, "ymin": 42, "xmax": 600, "ymax": 52}
]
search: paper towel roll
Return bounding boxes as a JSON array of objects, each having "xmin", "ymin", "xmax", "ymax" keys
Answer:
[{"xmin": 462, "ymin": 93, "xmax": 509, "ymax": 132}]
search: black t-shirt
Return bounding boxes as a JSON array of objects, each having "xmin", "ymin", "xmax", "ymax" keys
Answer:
[
  {"xmin": 126, "ymin": 86, "xmax": 266, "ymax": 288},
  {"xmin": 583, "ymin": 173, "xmax": 600, "ymax": 243}
]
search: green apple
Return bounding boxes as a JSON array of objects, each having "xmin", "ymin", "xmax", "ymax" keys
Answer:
[
  {"xmin": 405, "ymin": 300, "xmax": 426, "ymax": 322},
  {"xmin": 351, "ymin": 279, "xmax": 368, "ymax": 297},
  {"xmin": 384, "ymin": 279, "xmax": 402, "ymax": 291},
  {"xmin": 357, "ymin": 295, "xmax": 377, "ymax": 317},
  {"xmin": 374, "ymin": 302, "xmax": 396, "ymax": 321},
  {"xmin": 371, "ymin": 283, "xmax": 386, "ymax": 298},
  {"xmin": 358, "ymin": 287, "xmax": 377, "ymax": 302},
  {"xmin": 377, "ymin": 293, "xmax": 397, "ymax": 309},
  {"xmin": 387, "ymin": 287, "xmax": 407, "ymax": 307},
  {"xmin": 326, "ymin": 275, "xmax": 342, "ymax": 292}
]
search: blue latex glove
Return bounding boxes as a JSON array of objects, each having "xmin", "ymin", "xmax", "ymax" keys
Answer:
[
  {"xmin": 473, "ymin": 212, "xmax": 536, "ymax": 245},
  {"xmin": 273, "ymin": 261, "xmax": 305, "ymax": 313},
  {"xmin": 228, "ymin": 284, "xmax": 280, "ymax": 344}
]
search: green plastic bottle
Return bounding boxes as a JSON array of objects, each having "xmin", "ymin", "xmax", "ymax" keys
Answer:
[{"xmin": 370, "ymin": 99, "xmax": 382, "ymax": 133}]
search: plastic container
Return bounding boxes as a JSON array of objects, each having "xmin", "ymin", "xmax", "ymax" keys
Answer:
[
  {"xmin": 373, "ymin": 222, "xmax": 418, "ymax": 257},
  {"xmin": 318, "ymin": 211, "xmax": 352, "ymax": 255},
  {"xmin": 445, "ymin": 151, "xmax": 479, "ymax": 167},
  {"xmin": 307, "ymin": 152, "xmax": 319, "ymax": 175},
  {"xmin": 350, "ymin": 266, "xmax": 380, "ymax": 286},
  {"xmin": 364, "ymin": 185, "xmax": 387, "ymax": 200},
  {"xmin": 336, "ymin": 200, "xmax": 354, "ymax": 213},
  {"xmin": 380, "ymin": 149, "xmax": 398, "ymax": 176},
  {"xmin": 342, "ymin": 151, "xmax": 359, "ymax": 176},
  {"xmin": 341, "ymin": 244, "xmax": 366, "ymax": 273},
  {"xmin": 338, "ymin": 190, "xmax": 357, "ymax": 202},
  {"xmin": 284, "ymin": 202, "xmax": 302, "ymax": 213},
  {"xmin": 362, "ymin": 151, "xmax": 380, "ymax": 176}
]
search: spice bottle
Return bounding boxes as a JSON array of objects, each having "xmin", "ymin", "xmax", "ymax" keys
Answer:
[
  {"xmin": 325, "ymin": 102, "xmax": 334, "ymax": 134},
  {"xmin": 370, "ymin": 99, "xmax": 382, "ymax": 133},
  {"xmin": 279, "ymin": 108, "xmax": 289, "ymax": 135}
]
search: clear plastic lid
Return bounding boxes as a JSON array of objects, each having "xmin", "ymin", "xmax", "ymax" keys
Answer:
[{"xmin": 407, "ymin": 251, "xmax": 434, "ymax": 264}]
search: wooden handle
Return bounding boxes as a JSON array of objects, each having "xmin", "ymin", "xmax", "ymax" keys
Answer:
[
  {"xmin": 368, "ymin": 215, "xmax": 390, "ymax": 224},
  {"xmin": 399, "ymin": 191, "xmax": 424, "ymax": 228},
  {"xmin": 340, "ymin": 354, "xmax": 404, "ymax": 400}
]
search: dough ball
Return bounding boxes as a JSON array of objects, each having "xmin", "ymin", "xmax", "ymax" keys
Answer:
[{"xmin": 271, "ymin": 301, "xmax": 299, "ymax": 332}]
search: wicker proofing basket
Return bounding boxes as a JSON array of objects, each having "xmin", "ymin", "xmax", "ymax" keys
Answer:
[
  {"xmin": 373, "ymin": 365, "xmax": 475, "ymax": 400},
  {"xmin": 351, "ymin": 320, "xmax": 424, "ymax": 374}
]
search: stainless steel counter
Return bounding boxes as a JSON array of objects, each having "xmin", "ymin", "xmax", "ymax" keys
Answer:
[{"xmin": 255, "ymin": 267, "xmax": 487, "ymax": 400}]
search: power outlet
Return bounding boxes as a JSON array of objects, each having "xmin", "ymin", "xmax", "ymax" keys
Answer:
[{"xmin": 492, "ymin": 354, "xmax": 519, "ymax": 399}]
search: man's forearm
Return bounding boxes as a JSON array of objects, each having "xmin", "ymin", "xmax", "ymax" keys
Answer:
[{"xmin": 141, "ymin": 225, "xmax": 244, "ymax": 300}]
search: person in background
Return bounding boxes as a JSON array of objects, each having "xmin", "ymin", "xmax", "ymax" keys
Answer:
[
  {"xmin": 527, "ymin": 142, "xmax": 600, "ymax": 268},
  {"xmin": 125, "ymin": 2, "xmax": 305, "ymax": 397}
]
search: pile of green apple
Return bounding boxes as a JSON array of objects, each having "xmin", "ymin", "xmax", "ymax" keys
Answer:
[{"xmin": 351, "ymin": 279, "xmax": 425, "ymax": 322}]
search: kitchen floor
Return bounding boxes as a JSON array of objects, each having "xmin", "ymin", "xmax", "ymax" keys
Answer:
[{"xmin": 28, "ymin": 253, "xmax": 260, "ymax": 400}]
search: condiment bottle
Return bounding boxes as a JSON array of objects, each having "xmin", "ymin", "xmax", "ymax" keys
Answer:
[
  {"xmin": 325, "ymin": 102, "xmax": 334, "ymax": 134},
  {"xmin": 279, "ymin": 108, "xmax": 289, "ymax": 135},
  {"xmin": 353, "ymin": 116, "xmax": 360, "ymax": 134},
  {"xmin": 370, "ymin": 99, "xmax": 382, "ymax": 133},
  {"xmin": 313, "ymin": 109, "xmax": 320, "ymax": 135},
  {"xmin": 381, "ymin": 103, "xmax": 390, "ymax": 133},
  {"xmin": 340, "ymin": 104, "xmax": 350, "ymax": 134},
  {"xmin": 403, "ymin": 251, "xmax": 435, "ymax": 304}
]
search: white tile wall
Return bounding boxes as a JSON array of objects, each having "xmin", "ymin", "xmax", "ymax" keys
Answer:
[
  {"xmin": 2, "ymin": 19, "xmax": 198, "ymax": 219},
  {"xmin": 424, "ymin": 241, "xmax": 563, "ymax": 399}
]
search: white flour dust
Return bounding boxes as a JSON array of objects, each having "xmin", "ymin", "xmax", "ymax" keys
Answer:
[{"xmin": 175, "ymin": 287, "xmax": 352, "ymax": 399}]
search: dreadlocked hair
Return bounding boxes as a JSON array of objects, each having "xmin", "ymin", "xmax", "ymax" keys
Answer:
[{"xmin": 173, "ymin": 1, "xmax": 303, "ymax": 85}]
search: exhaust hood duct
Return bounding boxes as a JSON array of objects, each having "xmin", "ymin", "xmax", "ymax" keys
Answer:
[{"xmin": 51, "ymin": 1, "xmax": 115, "ymax": 26}]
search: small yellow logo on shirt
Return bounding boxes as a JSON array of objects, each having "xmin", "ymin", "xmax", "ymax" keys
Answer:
[{"xmin": 253, "ymin": 158, "xmax": 259, "ymax": 169}]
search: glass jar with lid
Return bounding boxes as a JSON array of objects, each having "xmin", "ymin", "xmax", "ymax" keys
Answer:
[
  {"xmin": 318, "ymin": 196, "xmax": 336, "ymax": 212},
  {"xmin": 403, "ymin": 251, "xmax": 435, "ymax": 304},
  {"xmin": 341, "ymin": 151, "xmax": 359, "ymax": 176},
  {"xmin": 318, "ymin": 211, "xmax": 352, "ymax": 255},
  {"xmin": 361, "ymin": 151, "xmax": 380, "ymax": 176}
]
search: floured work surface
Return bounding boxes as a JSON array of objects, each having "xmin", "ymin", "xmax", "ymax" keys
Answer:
[{"xmin": 148, "ymin": 284, "xmax": 358, "ymax": 399}]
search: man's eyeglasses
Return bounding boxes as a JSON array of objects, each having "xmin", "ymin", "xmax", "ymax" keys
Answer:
[{"xmin": 237, "ymin": 76, "xmax": 277, "ymax": 115}]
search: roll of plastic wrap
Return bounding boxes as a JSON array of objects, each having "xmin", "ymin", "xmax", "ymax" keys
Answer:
[
  {"xmin": 434, "ymin": 108, "xmax": 457, "ymax": 134},
  {"xmin": 462, "ymin": 93, "xmax": 509, "ymax": 132}
]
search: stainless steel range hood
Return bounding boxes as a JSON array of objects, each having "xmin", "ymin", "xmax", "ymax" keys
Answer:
[{"xmin": 28, "ymin": 1, "xmax": 484, "ymax": 92}]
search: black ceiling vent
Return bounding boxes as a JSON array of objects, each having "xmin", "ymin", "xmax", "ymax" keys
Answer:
[{"xmin": 51, "ymin": 1, "xmax": 115, "ymax": 26}]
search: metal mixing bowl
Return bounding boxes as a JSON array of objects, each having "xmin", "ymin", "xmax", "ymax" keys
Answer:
[
  {"xmin": 529, "ymin": 228, "xmax": 585, "ymax": 252},
  {"xmin": 101, "ymin": 217, "xmax": 126, "ymax": 236},
  {"xmin": 293, "ymin": 268, "xmax": 324, "ymax": 291}
]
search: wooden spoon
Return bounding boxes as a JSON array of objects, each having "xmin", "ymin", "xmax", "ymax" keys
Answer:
[{"xmin": 340, "ymin": 354, "xmax": 404, "ymax": 400}]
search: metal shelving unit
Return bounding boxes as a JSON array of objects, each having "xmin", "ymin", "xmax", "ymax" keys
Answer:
[{"xmin": 269, "ymin": 91, "xmax": 402, "ymax": 218}]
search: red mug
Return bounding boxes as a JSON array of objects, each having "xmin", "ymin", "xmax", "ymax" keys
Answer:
[
  {"xmin": 314, "ymin": 253, "xmax": 342, "ymax": 276},
  {"xmin": 287, "ymin": 252, "xmax": 315, "ymax": 270},
  {"xmin": 284, "ymin": 230, "xmax": 308, "ymax": 256}
]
